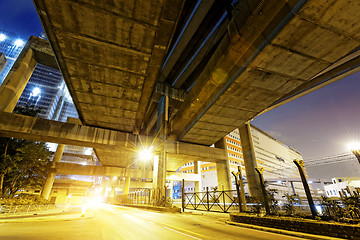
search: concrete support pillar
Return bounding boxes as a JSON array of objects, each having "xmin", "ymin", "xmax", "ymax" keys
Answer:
[
  {"xmin": 168, "ymin": 181, "xmax": 173, "ymax": 199},
  {"xmin": 154, "ymin": 95, "xmax": 168, "ymax": 198},
  {"xmin": 0, "ymin": 48, "xmax": 37, "ymax": 112},
  {"xmin": 124, "ymin": 177, "xmax": 130, "ymax": 194},
  {"xmin": 124, "ymin": 177, "xmax": 131, "ymax": 194},
  {"xmin": 152, "ymin": 155, "xmax": 159, "ymax": 190},
  {"xmin": 194, "ymin": 161, "xmax": 202, "ymax": 193},
  {"xmin": 41, "ymin": 144, "xmax": 65, "ymax": 200},
  {"xmin": 155, "ymin": 152, "xmax": 166, "ymax": 194},
  {"xmin": 238, "ymin": 123, "xmax": 261, "ymax": 199},
  {"xmin": 215, "ymin": 138, "xmax": 232, "ymax": 191}
]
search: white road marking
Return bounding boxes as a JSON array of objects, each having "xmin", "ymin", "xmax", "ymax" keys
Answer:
[{"xmin": 163, "ymin": 226, "xmax": 203, "ymax": 240}]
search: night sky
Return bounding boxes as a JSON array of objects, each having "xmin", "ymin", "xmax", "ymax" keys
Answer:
[
  {"xmin": 253, "ymin": 72, "xmax": 360, "ymax": 160},
  {"xmin": 0, "ymin": 0, "xmax": 43, "ymax": 37},
  {"xmin": 1, "ymin": 1, "xmax": 360, "ymax": 161}
]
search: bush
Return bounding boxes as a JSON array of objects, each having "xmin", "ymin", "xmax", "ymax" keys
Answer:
[
  {"xmin": 0, "ymin": 194, "xmax": 49, "ymax": 205},
  {"xmin": 283, "ymin": 193, "xmax": 297, "ymax": 216}
]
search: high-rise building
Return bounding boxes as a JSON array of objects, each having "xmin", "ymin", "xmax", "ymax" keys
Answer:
[
  {"xmin": 0, "ymin": 29, "xmax": 78, "ymax": 122},
  {"xmin": 0, "ymin": 30, "xmax": 26, "ymax": 85},
  {"xmin": 15, "ymin": 63, "xmax": 78, "ymax": 121},
  {"xmin": 0, "ymin": 52, "xmax": 7, "ymax": 74},
  {"xmin": 0, "ymin": 33, "xmax": 98, "ymax": 183}
]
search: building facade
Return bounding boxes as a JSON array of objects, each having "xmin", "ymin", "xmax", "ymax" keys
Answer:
[
  {"xmin": 0, "ymin": 52, "xmax": 7, "ymax": 74},
  {"xmin": 177, "ymin": 125, "xmax": 307, "ymax": 199},
  {"xmin": 0, "ymin": 34, "xmax": 99, "ymax": 200},
  {"xmin": 0, "ymin": 30, "xmax": 26, "ymax": 85},
  {"xmin": 15, "ymin": 63, "xmax": 78, "ymax": 121}
]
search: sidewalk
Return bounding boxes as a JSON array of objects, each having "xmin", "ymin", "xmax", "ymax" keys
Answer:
[
  {"xmin": 0, "ymin": 206, "xmax": 93, "ymax": 223},
  {"xmin": 179, "ymin": 209, "xmax": 344, "ymax": 240},
  {"xmin": 225, "ymin": 220, "xmax": 345, "ymax": 240}
]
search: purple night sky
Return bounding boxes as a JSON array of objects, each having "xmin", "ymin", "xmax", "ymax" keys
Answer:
[
  {"xmin": 1, "ymin": 1, "xmax": 360, "ymax": 161},
  {"xmin": 253, "ymin": 72, "xmax": 360, "ymax": 160}
]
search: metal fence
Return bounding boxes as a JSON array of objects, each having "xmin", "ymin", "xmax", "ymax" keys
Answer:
[
  {"xmin": 0, "ymin": 204, "xmax": 57, "ymax": 215},
  {"xmin": 183, "ymin": 189, "xmax": 240, "ymax": 213},
  {"xmin": 115, "ymin": 187, "xmax": 170, "ymax": 207}
]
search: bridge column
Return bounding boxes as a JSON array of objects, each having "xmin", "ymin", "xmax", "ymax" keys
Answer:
[
  {"xmin": 0, "ymin": 48, "xmax": 37, "ymax": 112},
  {"xmin": 194, "ymin": 161, "xmax": 202, "ymax": 193},
  {"xmin": 41, "ymin": 118, "xmax": 81, "ymax": 200},
  {"xmin": 41, "ymin": 143, "xmax": 65, "ymax": 200},
  {"xmin": 153, "ymin": 152, "xmax": 166, "ymax": 194},
  {"xmin": 215, "ymin": 138, "xmax": 232, "ymax": 191},
  {"xmin": 153, "ymin": 95, "xmax": 168, "ymax": 196},
  {"xmin": 238, "ymin": 123, "xmax": 261, "ymax": 199},
  {"xmin": 168, "ymin": 181, "xmax": 173, "ymax": 199},
  {"xmin": 123, "ymin": 176, "xmax": 131, "ymax": 194}
]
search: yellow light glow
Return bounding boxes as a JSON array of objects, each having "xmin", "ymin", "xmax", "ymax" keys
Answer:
[
  {"xmin": 138, "ymin": 147, "xmax": 154, "ymax": 161},
  {"xmin": 85, "ymin": 196, "xmax": 104, "ymax": 209},
  {"xmin": 347, "ymin": 142, "xmax": 360, "ymax": 151}
]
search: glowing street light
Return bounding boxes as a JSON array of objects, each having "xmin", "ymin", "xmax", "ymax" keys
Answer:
[
  {"xmin": 138, "ymin": 146, "xmax": 154, "ymax": 161},
  {"xmin": 347, "ymin": 142, "xmax": 360, "ymax": 163},
  {"xmin": 0, "ymin": 33, "xmax": 6, "ymax": 41},
  {"xmin": 32, "ymin": 87, "xmax": 41, "ymax": 97},
  {"xmin": 14, "ymin": 39, "xmax": 24, "ymax": 47}
]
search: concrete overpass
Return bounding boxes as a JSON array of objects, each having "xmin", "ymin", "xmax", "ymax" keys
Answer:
[{"xmin": 0, "ymin": 0, "xmax": 359, "ymax": 199}]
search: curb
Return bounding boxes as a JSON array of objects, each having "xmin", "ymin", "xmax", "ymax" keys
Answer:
[
  {"xmin": 116, "ymin": 204, "xmax": 181, "ymax": 213},
  {"xmin": 0, "ymin": 209, "xmax": 67, "ymax": 219},
  {"xmin": 0, "ymin": 212, "xmax": 94, "ymax": 223},
  {"xmin": 225, "ymin": 221, "xmax": 344, "ymax": 240}
]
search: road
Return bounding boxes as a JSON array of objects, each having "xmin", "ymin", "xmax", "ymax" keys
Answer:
[{"xmin": 0, "ymin": 205, "xmax": 309, "ymax": 239}]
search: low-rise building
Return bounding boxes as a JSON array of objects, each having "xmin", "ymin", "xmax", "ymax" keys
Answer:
[{"xmin": 177, "ymin": 124, "xmax": 309, "ymax": 199}]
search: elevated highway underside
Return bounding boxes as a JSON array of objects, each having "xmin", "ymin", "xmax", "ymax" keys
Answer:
[
  {"xmin": 32, "ymin": 0, "xmax": 360, "ymax": 147},
  {"xmin": 2, "ymin": 0, "xmax": 357, "ymax": 172}
]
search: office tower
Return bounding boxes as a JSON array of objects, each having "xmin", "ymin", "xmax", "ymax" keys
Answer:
[
  {"xmin": 0, "ymin": 30, "xmax": 26, "ymax": 85},
  {"xmin": 0, "ymin": 52, "xmax": 7, "ymax": 74}
]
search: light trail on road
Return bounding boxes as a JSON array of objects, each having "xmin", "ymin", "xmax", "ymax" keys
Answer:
[{"xmin": 0, "ymin": 205, "xmax": 308, "ymax": 239}]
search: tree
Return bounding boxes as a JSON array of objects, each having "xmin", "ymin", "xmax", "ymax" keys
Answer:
[{"xmin": 0, "ymin": 104, "xmax": 51, "ymax": 198}]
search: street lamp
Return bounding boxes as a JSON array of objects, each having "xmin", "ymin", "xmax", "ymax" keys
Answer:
[
  {"xmin": 347, "ymin": 142, "xmax": 360, "ymax": 163},
  {"xmin": 14, "ymin": 39, "xmax": 24, "ymax": 47},
  {"xmin": 0, "ymin": 33, "xmax": 6, "ymax": 41},
  {"xmin": 138, "ymin": 146, "xmax": 154, "ymax": 161}
]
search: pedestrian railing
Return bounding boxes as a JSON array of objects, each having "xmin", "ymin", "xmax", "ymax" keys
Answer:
[
  {"xmin": 0, "ymin": 204, "xmax": 56, "ymax": 215},
  {"xmin": 183, "ymin": 189, "xmax": 240, "ymax": 213},
  {"xmin": 115, "ymin": 187, "xmax": 172, "ymax": 207}
]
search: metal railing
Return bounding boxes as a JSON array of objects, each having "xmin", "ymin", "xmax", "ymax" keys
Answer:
[
  {"xmin": 115, "ymin": 187, "xmax": 171, "ymax": 207},
  {"xmin": 0, "ymin": 204, "xmax": 57, "ymax": 215},
  {"xmin": 183, "ymin": 189, "xmax": 240, "ymax": 213}
]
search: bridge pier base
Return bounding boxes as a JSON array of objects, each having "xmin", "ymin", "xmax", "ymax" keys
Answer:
[
  {"xmin": 194, "ymin": 160, "xmax": 202, "ymax": 193},
  {"xmin": 41, "ymin": 143, "xmax": 65, "ymax": 200},
  {"xmin": 238, "ymin": 123, "xmax": 261, "ymax": 199},
  {"xmin": 215, "ymin": 138, "xmax": 232, "ymax": 192}
]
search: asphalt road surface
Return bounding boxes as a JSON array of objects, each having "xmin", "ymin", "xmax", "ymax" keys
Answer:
[{"xmin": 0, "ymin": 205, "xmax": 310, "ymax": 239}]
